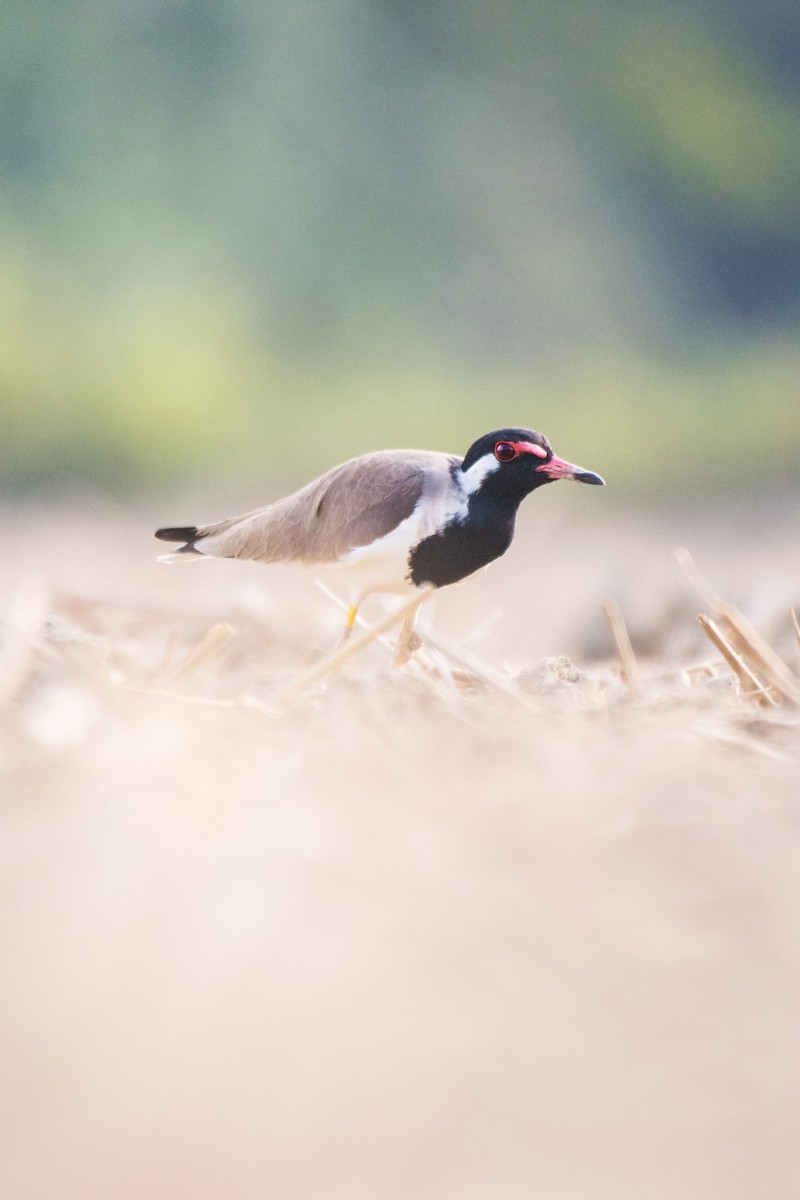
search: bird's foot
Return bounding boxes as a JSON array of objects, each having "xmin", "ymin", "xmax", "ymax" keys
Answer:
[
  {"xmin": 392, "ymin": 628, "xmax": 423, "ymax": 667},
  {"xmin": 392, "ymin": 593, "xmax": 425, "ymax": 668}
]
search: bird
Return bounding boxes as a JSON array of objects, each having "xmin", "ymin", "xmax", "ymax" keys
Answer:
[{"xmin": 155, "ymin": 427, "xmax": 604, "ymax": 646}]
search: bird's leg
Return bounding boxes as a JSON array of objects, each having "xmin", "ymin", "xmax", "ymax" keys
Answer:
[
  {"xmin": 336, "ymin": 603, "xmax": 359, "ymax": 648},
  {"xmin": 392, "ymin": 597, "xmax": 424, "ymax": 667}
]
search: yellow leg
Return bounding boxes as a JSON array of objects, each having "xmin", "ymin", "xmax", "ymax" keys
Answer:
[
  {"xmin": 337, "ymin": 603, "xmax": 359, "ymax": 646},
  {"xmin": 270, "ymin": 588, "xmax": 433, "ymax": 710}
]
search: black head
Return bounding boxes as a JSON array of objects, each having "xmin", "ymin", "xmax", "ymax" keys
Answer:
[{"xmin": 459, "ymin": 427, "xmax": 605, "ymax": 502}]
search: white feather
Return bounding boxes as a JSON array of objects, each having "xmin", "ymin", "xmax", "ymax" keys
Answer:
[{"xmin": 460, "ymin": 453, "xmax": 499, "ymax": 495}]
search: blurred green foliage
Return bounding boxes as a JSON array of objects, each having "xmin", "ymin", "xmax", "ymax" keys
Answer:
[{"xmin": 1, "ymin": 0, "xmax": 799, "ymax": 494}]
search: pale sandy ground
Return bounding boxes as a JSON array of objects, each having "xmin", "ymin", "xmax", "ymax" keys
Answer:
[{"xmin": 2, "ymin": 490, "xmax": 800, "ymax": 1200}]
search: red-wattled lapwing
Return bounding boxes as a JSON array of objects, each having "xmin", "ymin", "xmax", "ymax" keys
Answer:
[{"xmin": 155, "ymin": 428, "xmax": 604, "ymax": 649}]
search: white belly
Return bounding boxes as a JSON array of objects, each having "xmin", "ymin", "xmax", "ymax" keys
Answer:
[{"xmin": 311, "ymin": 544, "xmax": 418, "ymax": 603}]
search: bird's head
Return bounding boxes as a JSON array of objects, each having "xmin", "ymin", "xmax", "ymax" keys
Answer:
[{"xmin": 459, "ymin": 428, "xmax": 605, "ymax": 501}]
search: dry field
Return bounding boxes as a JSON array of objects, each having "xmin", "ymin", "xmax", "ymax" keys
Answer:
[{"xmin": 2, "ymin": 492, "xmax": 800, "ymax": 1199}]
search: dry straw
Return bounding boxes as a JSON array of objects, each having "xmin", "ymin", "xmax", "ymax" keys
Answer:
[
  {"xmin": 3, "ymin": 544, "xmax": 799, "ymax": 743},
  {"xmin": 601, "ymin": 598, "xmax": 640, "ymax": 697},
  {"xmin": 677, "ymin": 547, "xmax": 800, "ymax": 708}
]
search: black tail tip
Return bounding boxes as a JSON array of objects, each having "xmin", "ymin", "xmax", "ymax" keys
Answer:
[{"xmin": 155, "ymin": 525, "xmax": 199, "ymax": 543}]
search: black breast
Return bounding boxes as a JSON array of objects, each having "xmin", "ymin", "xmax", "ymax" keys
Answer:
[{"xmin": 408, "ymin": 499, "xmax": 516, "ymax": 588}]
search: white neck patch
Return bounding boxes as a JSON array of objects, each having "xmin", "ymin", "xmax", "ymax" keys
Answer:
[{"xmin": 460, "ymin": 453, "xmax": 500, "ymax": 496}]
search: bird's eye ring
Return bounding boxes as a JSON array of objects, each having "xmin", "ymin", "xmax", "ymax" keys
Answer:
[{"xmin": 494, "ymin": 441, "xmax": 518, "ymax": 462}]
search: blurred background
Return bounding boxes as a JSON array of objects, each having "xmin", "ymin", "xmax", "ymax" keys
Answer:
[
  {"xmin": 2, "ymin": 0, "xmax": 799, "ymax": 497},
  {"xmin": 4, "ymin": 10, "xmax": 800, "ymax": 1199}
]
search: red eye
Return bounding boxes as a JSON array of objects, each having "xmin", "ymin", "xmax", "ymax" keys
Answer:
[{"xmin": 494, "ymin": 441, "xmax": 517, "ymax": 462}]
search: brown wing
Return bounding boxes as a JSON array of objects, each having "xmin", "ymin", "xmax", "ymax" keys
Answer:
[{"xmin": 192, "ymin": 449, "xmax": 456, "ymax": 565}]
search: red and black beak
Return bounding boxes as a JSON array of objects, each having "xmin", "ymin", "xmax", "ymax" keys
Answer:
[{"xmin": 535, "ymin": 454, "xmax": 605, "ymax": 486}]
